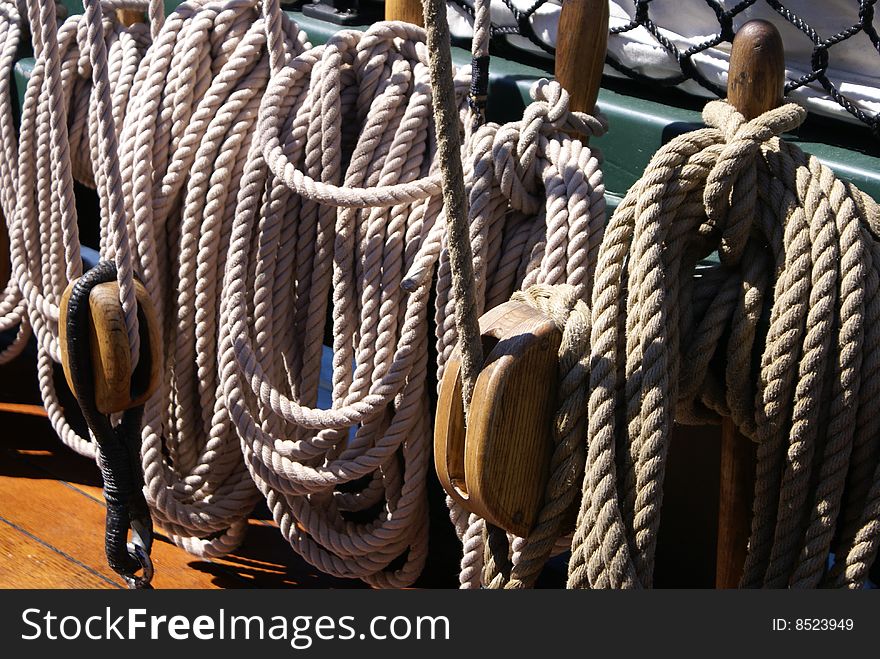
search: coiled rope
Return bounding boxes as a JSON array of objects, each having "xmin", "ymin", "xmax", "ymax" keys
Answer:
[
  {"xmin": 13, "ymin": 0, "xmax": 478, "ymax": 585},
  {"xmin": 564, "ymin": 100, "xmax": 880, "ymax": 589},
  {"xmin": 421, "ymin": 0, "xmax": 608, "ymax": 588},
  {"xmin": 218, "ymin": 0, "xmax": 477, "ymax": 584},
  {"xmin": 13, "ymin": 0, "xmax": 152, "ymax": 459},
  {"xmin": 430, "ymin": 3, "xmax": 880, "ymax": 588},
  {"xmin": 118, "ymin": 0, "xmax": 308, "ymax": 558},
  {"xmin": 10, "ymin": 0, "xmax": 309, "ymax": 559},
  {"xmin": 465, "ymin": 99, "xmax": 880, "ymax": 589},
  {"xmin": 12, "ymin": 0, "xmax": 875, "ymax": 591},
  {"xmin": 0, "ymin": 1, "xmax": 31, "ymax": 364}
]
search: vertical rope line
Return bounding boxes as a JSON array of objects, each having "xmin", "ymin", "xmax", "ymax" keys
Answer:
[
  {"xmin": 263, "ymin": 0, "xmax": 286, "ymax": 76},
  {"xmin": 422, "ymin": 0, "xmax": 483, "ymax": 412},
  {"xmin": 468, "ymin": 0, "xmax": 492, "ymax": 133},
  {"xmin": 148, "ymin": 0, "xmax": 164, "ymax": 39},
  {"xmin": 82, "ymin": 0, "xmax": 140, "ymax": 366}
]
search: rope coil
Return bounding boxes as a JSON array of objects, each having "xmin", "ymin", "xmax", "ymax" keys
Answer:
[
  {"xmin": 565, "ymin": 100, "xmax": 880, "ymax": 589},
  {"xmin": 221, "ymin": 16, "xmax": 473, "ymax": 586},
  {"xmin": 430, "ymin": 77, "xmax": 607, "ymax": 588},
  {"xmin": 4, "ymin": 0, "xmax": 878, "ymax": 591}
]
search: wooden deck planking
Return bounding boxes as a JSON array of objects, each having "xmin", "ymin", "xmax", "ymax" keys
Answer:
[
  {"xmin": 0, "ymin": 403, "xmax": 364, "ymax": 589},
  {"xmin": 0, "ymin": 517, "xmax": 119, "ymax": 589},
  {"xmin": 0, "ymin": 412, "xmax": 222, "ymax": 588}
]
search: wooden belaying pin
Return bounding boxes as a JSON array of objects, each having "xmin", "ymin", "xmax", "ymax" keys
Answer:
[
  {"xmin": 433, "ymin": 0, "xmax": 609, "ymax": 538},
  {"xmin": 555, "ymin": 0, "xmax": 608, "ymax": 118},
  {"xmin": 726, "ymin": 21, "xmax": 785, "ymax": 121},
  {"xmin": 386, "ymin": 0, "xmax": 424, "ymax": 26},
  {"xmin": 715, "ymin": 19, "xmax": 785, "ymax": 589},
  {"xmin": 59, "ymin": 278, "xmax": 161, "ymax": 415}
]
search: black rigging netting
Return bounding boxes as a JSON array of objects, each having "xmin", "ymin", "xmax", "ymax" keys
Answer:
[{"xmin": 446, "ymin": 0, "xmax": 880, "ymax": 135}]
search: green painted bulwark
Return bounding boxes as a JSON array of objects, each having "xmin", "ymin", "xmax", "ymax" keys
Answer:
[{"xmin": 12, "ymin": 7, "xmax": 880, "ymax": 207}]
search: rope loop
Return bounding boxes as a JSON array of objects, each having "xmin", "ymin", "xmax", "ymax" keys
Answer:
[
  {"xmin": 258, "ymin": 23, "xmax": 467, "ymax": 208},
  {"xmin": 489, "ymin": 79, "xmax": 607, "ymax": 215},
  {"xmin": 702, "ymin": 100, "xmax": 807, "ymax": 262},
  {"xmin": 527, "ymin": 78, "xmax": 608, "ymax": 140}
]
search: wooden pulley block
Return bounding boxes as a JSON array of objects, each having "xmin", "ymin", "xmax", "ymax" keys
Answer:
[
  {"xmin": 434, "ymin": 301, "xmax": 563, "ymax": 537},
  {"xmin": 59, "ymin": 279, "xmax": 161, "ymax": 415}
]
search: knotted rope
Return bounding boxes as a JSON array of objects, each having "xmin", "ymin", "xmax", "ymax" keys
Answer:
[
  {"xmin": 417, "ymin": 0, "xmax": 608, "ymax": 589},
  {"xmin": 565, "ymin": 100, "xmax": 880, "ymax": 589},
  {"xmin": 466, "ymin": 96, "xmax": 880, "ymax": 590},
  {"xmin": 414, "ymin": 11, "xmax": 608, "ymax": 587},
  {"xmin": 10, "ymin": 0, "xmax": 873, "ymax": 592}
]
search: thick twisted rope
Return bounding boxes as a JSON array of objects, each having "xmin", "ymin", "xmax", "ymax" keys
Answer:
[
  {"xmin": 565, "ymin": 100, "xmax": 880, "ymax": 589},
  {"xmin": 14, "ymin": 0, "xmax": 150, "ymax": 458},
  {"xmin": 0, "ymin": 1, "xmax": 31, "ymax": 364},
  {"xmin": 418, "ymin": 77, "xmax": 607, "ymax": 588},
  {"xmin": 118, "ymin": 0, "xmax": 308, "ymax": 556},
  {"xmin": 14, "ymin": 0, "xmax": 481, "ymax": 585},
  {"xmin": 221, "ymin": 9, "xmax": 473, "ymax": 586},
  {"xmin": 12, "ymin": 0, "xmax": 308, "ymax": 557},
  {"xmin": 422, "ymin": 0, "xmax": 609, "ymax": 588},
  {"xmin": 81, "ymin": 0, "xmax": 140, "ymax": 367},
  {"xmin": 422, "ymin": 0, "xmax": 483, "ymax": 413}
]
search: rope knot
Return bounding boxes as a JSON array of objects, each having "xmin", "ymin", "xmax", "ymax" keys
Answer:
[
  {"xmin": 702, "ymin": 100, "xmax": 807, "ymax": 262},
  {"xmin": 489, "ymin": 80, "xmax": 608, "ymax": 215},
  {"xmin": 527, "ymin": 79, "xmax": 608, "ymax": 139},
  {"xmin": 703, "ymin": 99, "xmax": 806, "ymax": 144}
]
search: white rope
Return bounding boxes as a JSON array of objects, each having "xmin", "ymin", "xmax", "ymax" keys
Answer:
[
  {"xmin": 0, "ymin": 0, "xmax": 31, "ymax": 365},
  {"xmin": 10, "ymin": 0, "xmax": 308, "ymax": 556},
  {"xmin": 118, "ymin": 0, "xmax": 309, "ymax": 556},
  {"xmin": 435, "ymin": 79, "xmax": 607, "ymax": 588},
  {"xmin": 8, "ymin": 0, "xmax": 604, "ymax": 587},
  {"xmin": 221, "ymin": 4, "xmax": 474, "ymax": 584},
  {"xmin": 429, "ymin": 0, "xmax": 608, "ymax": 588},
  {"xmin": 8, "ymin": 0, "xmax": 877, "ymax": 592}
]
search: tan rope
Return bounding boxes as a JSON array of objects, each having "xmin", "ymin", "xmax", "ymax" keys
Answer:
[
  {"xmin": 426, "ymin": 0, "xmax": 609, "ymax": 588},
  {"xmin": 467, "ymin": 99, "xmax": 880, "ymax": 590},
  {"xmin": 422, "ymin": 0, "xmax": 483, "ymax": 414},
  {"xmin": 563, "ymin": 100, "xmax": 880, "ymax": 589}
]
